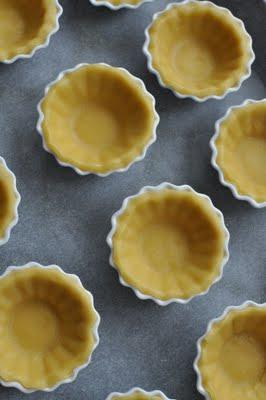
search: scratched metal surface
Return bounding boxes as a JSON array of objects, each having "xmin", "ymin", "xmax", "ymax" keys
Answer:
[{"xmin": 0, "ymin": 0, "xmax": 265, "ymax": 399}]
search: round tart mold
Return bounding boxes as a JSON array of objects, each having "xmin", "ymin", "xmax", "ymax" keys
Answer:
[
  {"xmin": 143, "ymin": 0, "xmax": 255, "ymax": 102},
  {"xmin": 37, "ymin": 63, "xmax": 159, "ymax": 177},
  {"xmin": 0, "ymin": 157, "xmax": 20, "ymax": 246},
  {"xmin": 88, "ymin": 0, "xmax": 152, "ymax": 11},
  {"xmin": 0, "ymin": 262, "xmax": 100, "ymax": 393},
  {"xmin": 0, "ymin": 0, "xmax": 63, "ymax": 64},
  {"xmin": 107, "ymin": 183, "xmax": 230, "ymax": 306},
  {"xmin": 210, "ymin": 99, "xmax": 266, "ymax": 208},
  {"xmin": 106, "ymin": 387, "xmax": 174, "ymax": 400},
  {"xmin": 194, "ymin": 301, "xmax": 266, "ymax": 400}
]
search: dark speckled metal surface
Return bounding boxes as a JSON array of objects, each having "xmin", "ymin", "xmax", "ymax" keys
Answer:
[{"xmin": 0, "ymin": 0, "xmax": 265, "ymax": 399}]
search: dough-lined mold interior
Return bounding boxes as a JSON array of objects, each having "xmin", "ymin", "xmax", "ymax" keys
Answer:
[
  {"xmin": 40, "ymin": 64, "xmax": 156, "ymax": 174},
  {"xmin": 0, "ymin": 266, "xmax": 97, "ymax": 390},
  {"xmin": 147, "ymin": 2, "xmax": 252, "ymax": 98},
  {"xmin": 215, "ymin": 101, "xmax": 266, "ymax": 203},
  {"xmin": 0, "ymin": 0, "xmax": 58, "ymax": 61},
  {"xmin": 112, "ymin": 188, "xmax": 226, "ymax": 301},
  {"xmin": 0, "ymin": 162, "xmax": 18, "ymax": 239},
  {"xmin": 198, "ymin": 306, "xmax": 266, "ymax": 400}
]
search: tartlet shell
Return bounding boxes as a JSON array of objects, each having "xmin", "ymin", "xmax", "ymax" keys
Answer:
[
  {"xmin": 0, "ymin": 157, "xmax": 20, "ymax": 246},
  {"xmin": 193, "ymin": 300, "xmax": 266, "ymax": 400},
  {"xmin": 143, "ymin": 0, "xmax": 255, "ymax": 102},
  {"xmin": 106, "ymin": 387, "xmax": 175, "ymax": 400},
  {"xmin": 210, "ymin": 98, "xmax": 266, "ymax": 208},
  {"xmin": 2, "ymin": 0, "xmax": 63, "ymax": 64},
  {"xmin": 0, "ymin": 262, "xmax": 100, "ymax": 393},
  {"xmin": 107, "ymin": 182, "xmax": 230, "ymax": 306},
  {"xmin": 37, "ymin": 63, "xmax": 159, "ymax": 177},
  {"xmin": 88, "ymin": 0, "xmax": 153, "ymax": 10}
]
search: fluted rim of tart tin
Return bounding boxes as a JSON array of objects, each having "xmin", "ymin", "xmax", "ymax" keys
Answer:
[
  {"xmin": 0, "ymin": 262, "xmax": 100, "ymax": 393},
  {"xmin": 88, "ymin": 0, "xmax": 153, "ymax": 11},
  {"xmin": 193, "ymin": 300, "xmax": 266, "ymax": 400},
  {"xmin": 106, "ymin": 387, "xmax": 175, "ymax": 400},
  {"xmin": 2, "ymin": 0, "xmax": 63, "ymax": 64},
  {"xmin": 0, "ymin": 156, "xmax": 20, "ymax": 246},
  {"xmin": 143, "ymin": 0, "xmax": 255, "ymax": 102},
  {"xmin": 210, "ymin": 98, "xmax": 266, "ymax": 208},
  {"xmin": 37, "ymin": 63, "xmax": 159, "ymax": 177},
  {"xmin": 107, "ymin": 182, "xmax": 230, "ymax": 306}
]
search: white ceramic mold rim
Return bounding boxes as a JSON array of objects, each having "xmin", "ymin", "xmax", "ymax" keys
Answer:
[
  {"xmin": 2, "ymin": 0, "xmax": 63, "ymax": 64},
  {"xmin": 0, "ymin": 262, "xmax": 100, "ymax": 393},
  {"xmin": 106, "ymin": 387, "xmax": 175, "ymax": 400},
  {"xmin": 193, "ymin": 300, "xmax": 266, "ymax": 399},
  {"xmin": 143, "ymin": 0, "xmax": 255, "ymax": 102},
  {"xmin": 88, "ymin": 0, "xmax": 153, "ymax": 11},
  {"xmin": 37, "ymin": 63, "xmax": 159, "ymax": 177},
  {"xmin": 210, "ymin": 98, "xmax": 266, "ymax": 208},
  {"xmin": 0, "ymin": 157, "xmax": 20, "ymax": 246},
  {"xmin": 107, "ymin": 182, "xmax": 230, "ymax": 306}
]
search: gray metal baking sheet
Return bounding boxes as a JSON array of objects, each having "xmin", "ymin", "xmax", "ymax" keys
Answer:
[{"xmin": 0, "ymin": 0, "xmax": 265, "ymax": 399}]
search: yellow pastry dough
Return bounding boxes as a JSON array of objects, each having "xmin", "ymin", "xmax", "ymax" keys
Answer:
[
  {"xmin": 40, "ymin": 64, "xmax": 157, "ymax": 174},
  {"xmin": 112, "ymin": 188, "xmax": 227, "ymax": 301},
  {"xmin": 0, "ymin": 266, "xmax": 98, "ymax": 390},
  {"xmin": 198, "ymin": 305, "xmax": 266, "ymax": 400},
  {"xmin": 0, "ymin": 0, "xmax": 59, "ymax": 62},
  {"xmin": 146, "ymin": 1, "xmax": 253, "ymax": 99},
  {"xmin": 215, "ymin": 100, "xmax": 266, "ymax": 204},
  {"xmin": 0, "ymin": 162, "xmax": 18, "ymax": 239}
]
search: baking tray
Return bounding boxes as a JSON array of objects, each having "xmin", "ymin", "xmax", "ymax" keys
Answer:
[{"xmin": 0, "ymin": 0, "xmax": 265, "ymax": 399}]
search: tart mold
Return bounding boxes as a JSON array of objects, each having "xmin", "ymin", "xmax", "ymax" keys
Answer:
[
  {"xmin": 107, "ymin": 183, "xmax": 230, "ymax": 306},
  {"xmin": 2, "ymin": 0, "xmax": 63, "ymax": 64},
  {"xmin": 143, "ymin": 0, "xmax": 255, "ymax": 102},
  {"xmin": 193, "ymin": 300, "xmax": 266, "ymax": 400},
  {"xmin": 0, "ymin": 157, "xmax": 20, "ymax": 246},
  {"xmin": 37, "ymin": 63, "xmax": 159, "ymax": 177},
  {"xmin": 0, "ymin": 262, "xmax": 100, "ymax": 393},
  {"xmin": 88, "ymin": 0, "xmax": 153, "ymax": 11},
  {"xmin": 106, "ymin": 387, "xmax": 175, "ymax": 400},
  {"xmin": 210, "ymin": 98, "xmax": 266, "ymax": 208}
]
